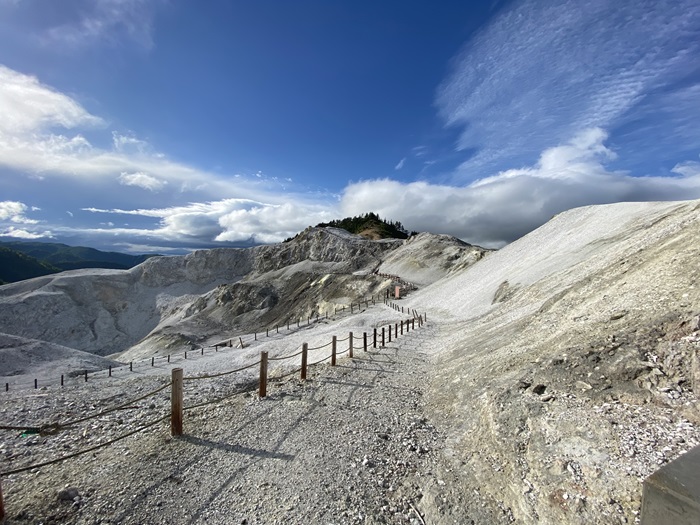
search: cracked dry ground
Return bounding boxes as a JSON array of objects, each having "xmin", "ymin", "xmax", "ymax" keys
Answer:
[{"xmin": 2, "ymin": 322, "xmax": 444, "ymax": 525}]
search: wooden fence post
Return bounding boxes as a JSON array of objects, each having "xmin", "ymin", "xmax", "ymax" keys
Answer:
[
  {"xmin": 412, "ymin": 318, "xmax": 415, "ymax": 330},
  {"xmin": 395, "ymin": 323, "xmax": 398, "ymax": 339},
  {"xmin": 331, "ymin": 336, "xmax": 337, "ymax": 366},
  {"xmin": 259, "ymin": 351, "xmax": 268, "ymax": 398},
  {"xmin": 0, "ymin": 477, "xmax": 4, "ymax": 522},
  {"xmin": 363, "ymin": 332, "xmax": 368, "ymax": 352},
  {"xmin": 373, "ymin": 328, "xmax": 377, "ymax": 348},
  {"xmin": 171, "ymin": 368, "xmax": 183, "ymax": 437},
  {"xmin": 401, "ymin": 320, "xmax": 404, "ymax": 336},
  {"xmin": 301, "ymin": 343, "xmax": 308, "ymax": 381},
  {"xmin": 388, "ymin": 325, "xmax": 392, "ymax": 343},
  {"xmin": 349, "ymin": 332, "xmax": 354, "ymax": 359},
  {"xmin": 382, "ymin": 327, "xmax": 385, "ymax": 347}
]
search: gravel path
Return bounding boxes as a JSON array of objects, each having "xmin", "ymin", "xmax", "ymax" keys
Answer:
[{"xmin": 1, "ymin": 316, "xmax": 443, "ymax": 525}]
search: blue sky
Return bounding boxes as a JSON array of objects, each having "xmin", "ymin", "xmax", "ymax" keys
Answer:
[{"xmin": 0, "ymin": 0, "xmax": 699, "ymax": 252}]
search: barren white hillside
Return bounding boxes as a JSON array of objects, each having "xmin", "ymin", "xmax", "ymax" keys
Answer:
[
  {"xmin": 406, "ymin": 199, "xmax": 700, "ymax": 524},
  {"xmin": 0, "ymin": 200, "xmax": 698, "ymax": 525}
]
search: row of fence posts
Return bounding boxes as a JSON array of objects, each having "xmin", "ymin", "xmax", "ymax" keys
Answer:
[
  {"xmin": 4, "ymin": 293, "xmax": 391, "ymax": 393},
  {"xmin": 0, "ymin": 273, "xmax": 418, "ymax": 509},
  {"xmin": 0, "ymin": 310, "xmax": 425, "ymax": 520},
  {"xmin": 171, "ymin": 315, "xmax": 424, "ymax": 436}
]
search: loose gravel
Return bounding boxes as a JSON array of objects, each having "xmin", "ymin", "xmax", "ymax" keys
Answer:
[{"xmin": 1, "ymin": 320, "xmax": 441, "ymax": 525}]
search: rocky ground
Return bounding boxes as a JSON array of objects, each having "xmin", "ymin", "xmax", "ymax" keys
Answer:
[{"xmin": 1, "ymin": 315, "xmax": 446, "ymax": 525}]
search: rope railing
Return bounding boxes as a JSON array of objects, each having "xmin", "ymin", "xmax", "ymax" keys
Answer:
[
  {"xmin": 183, "ymin": 360, "xmax": 261, "ymax": 381},
  {"xmin": 308, "ymin": 354, "xmax": 333, "ymax": 367},
  {"xmin": 0, "ymin": 269, "xmax": 427, "ymax": 519},
  {"xmin": 2, "ymin": 284, "xmax": 398, "ymax": 394},
  {"xmin": 307, "ymin": 341, "xmax": 333, "ymax": 351},
  {"xmin": 0, "ymin": 414, "xmax": 169, "ymax": 477},
  {"xmin": 267, "ymin": 348, "xmax": 304, "ymax": 362},
  {"xmin": 183, "ymin": 381, "xmax": 257, "ymax": 412},
  {"xmin": 269, "ymin": 366, "xmax": 303, "ymax": 381},
  {"xmin": 0, "ymin": 381, "xmax": 172, "ymax": 436}
]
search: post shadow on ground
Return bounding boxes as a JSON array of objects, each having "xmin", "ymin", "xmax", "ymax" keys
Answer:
[{"xmin": 181, "ymin": 435, "xmax": 294, "ymax": 461}]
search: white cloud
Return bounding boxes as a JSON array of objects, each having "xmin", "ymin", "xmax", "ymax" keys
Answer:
[
  {"xmin": 437, "ymin": 0, "xmax": 700, "ymax": 178},
  {"xmin": 0, "ymin": 200, "xmax": 39, "ymax": 224},
  {"xmin": 340, "ymin": 130, "xmax": 700, "ymax": 247},
  {"xmin": 118, "ymin": 171, "xmax": 167, "ymax": 191},
  {"xmin": 0, "ymin": 65, "xmax": 104, "ymax": 134},
  {"xmin": 394, "ymin": 158, "xmax": 406, "ymax": 170},
  {"xmin": 1, "ymin": 226, "xmax": 52, "ymax": 239},
  {"xmin": 83, "ymin": 198, "xmax": 338, "ymax": 245}
]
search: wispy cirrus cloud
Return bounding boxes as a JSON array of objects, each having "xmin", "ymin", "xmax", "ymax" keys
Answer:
[
  {"xmin": 39, "ymin": 0, "xmax": 163, "ymax": 50},
  {"xmin": 437, "ymin": 0, "xmax": 700, "ymax": 179}
]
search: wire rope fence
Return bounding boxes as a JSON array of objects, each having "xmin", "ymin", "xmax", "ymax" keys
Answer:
[
  {"xmin": 0, "ymin": 273, "xmax": 425, "ymax": 520},
  {"xmin": 2, "ymin": 288, "xmax": 408, "ymax": 393}
]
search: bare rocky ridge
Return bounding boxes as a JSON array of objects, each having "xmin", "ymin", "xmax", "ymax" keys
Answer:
[
  {"xmin": 0, "ymin": 227, "xmax": 469, "ymax": 370},
  {"xmin": 0, "ymin": 200, "xmax": 699, "ymax": 524}
]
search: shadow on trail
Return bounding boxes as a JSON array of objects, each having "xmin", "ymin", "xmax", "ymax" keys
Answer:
[{"xmin": 182, "ymin": 435, "xmax": 294, "ymax": 461}]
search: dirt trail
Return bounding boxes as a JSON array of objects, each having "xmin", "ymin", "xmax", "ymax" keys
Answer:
[{"xmin": 1, "ymin": 318, "xmax": 443, "ymax": 525}]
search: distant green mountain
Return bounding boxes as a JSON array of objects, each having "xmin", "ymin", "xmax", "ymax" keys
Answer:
[
  {"xmin": 0, "ymin": 241, "xmax": 158, "ymax": 284},
  {"xmin": 0, "ymin": 247, "xmax": 61, "ymax": 284}
]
